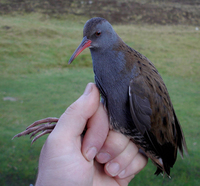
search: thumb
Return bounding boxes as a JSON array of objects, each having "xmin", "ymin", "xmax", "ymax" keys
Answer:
[{"xmin": 52, "ymin": 83, "xmax": 100, "ymax": 139}]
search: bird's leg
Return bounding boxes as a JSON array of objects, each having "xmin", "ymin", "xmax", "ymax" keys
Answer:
[{"xmin": 12, "ymin": 117, "xmax": 59, "ymax": 144}]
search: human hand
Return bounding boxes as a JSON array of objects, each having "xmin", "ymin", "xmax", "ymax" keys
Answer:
[{"xmin": 35, "ymin": 83, "xmax": 148, "ymax": 186}]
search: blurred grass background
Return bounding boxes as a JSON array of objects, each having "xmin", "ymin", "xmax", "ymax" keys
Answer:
[{"xmin": 0, "ymin": 0, "xmax": 200, "ymax": 185}]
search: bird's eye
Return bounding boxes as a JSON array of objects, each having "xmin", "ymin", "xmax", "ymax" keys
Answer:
[{"xmin": 95, "ymin": 31, "xmax": 101, "ymax": 36}]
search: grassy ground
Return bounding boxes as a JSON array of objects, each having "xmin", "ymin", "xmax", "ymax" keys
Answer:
[{"xmin": 0, "ymin": 14, "xmax": 199, "ymax": 186}]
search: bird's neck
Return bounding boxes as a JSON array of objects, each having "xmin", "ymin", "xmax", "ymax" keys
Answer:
[
  {"xmin": 90, "ymin": 40, "xmax": 140, "ymax": 92},
  {"xmin": 91, "ymin": 48, "xmax": 126, "ymax": 81}
]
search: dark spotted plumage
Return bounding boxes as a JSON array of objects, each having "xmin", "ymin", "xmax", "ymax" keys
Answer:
[{"xmin": 69, "ymin": 17, "xmax": 187, "ymax": 176}]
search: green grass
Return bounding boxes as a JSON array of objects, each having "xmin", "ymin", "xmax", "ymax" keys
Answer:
[{"xmin": 0, "ymin": 14, "xmax": 199, "ymax": 186}]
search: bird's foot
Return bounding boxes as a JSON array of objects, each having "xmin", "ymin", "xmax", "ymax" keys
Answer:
[{"xmin": 12, "ymin": 117, "xmax": 59, "ymax": 144}]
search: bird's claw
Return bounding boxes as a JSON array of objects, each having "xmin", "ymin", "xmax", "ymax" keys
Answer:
[{"xmin": 12, "ymin": 117, "xmax": 59, "ymax": 144}]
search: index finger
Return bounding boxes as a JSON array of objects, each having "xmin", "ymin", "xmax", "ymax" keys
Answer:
[{"xmin": 82, "ymin": 102, "xmax": 110, "ymax": 161}]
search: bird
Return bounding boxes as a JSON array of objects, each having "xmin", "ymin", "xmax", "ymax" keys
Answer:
[{"xmin": 13, "ymin": 17, "xmax": 187, "ymax": 177}]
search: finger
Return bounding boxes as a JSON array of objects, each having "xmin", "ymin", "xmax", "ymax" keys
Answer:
[
  {"xmin": 117, "ymin": 152, "xmax": 148, "ymax": 180},
  {"xmin": 96, "ymin": 130, "xmax": 130, "ymax": 164},
  {"xmin": 51, "ymin": 83, "xmax": 100, "ymax": 140},
  {"xmin": 82, "ymin": 103, "xmax": 109, "ymax": 161},
  {"xmin": 104, "ymin": 141, "xmax": 139, "ymax": 177}
]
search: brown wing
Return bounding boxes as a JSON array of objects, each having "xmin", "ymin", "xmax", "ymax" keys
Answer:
[{"xmin": 129, "ymin": 59, "xmax": 187, "ymax": 175}]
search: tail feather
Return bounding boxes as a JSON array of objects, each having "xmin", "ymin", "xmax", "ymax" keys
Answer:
[{"xmin": 173, "ymin": 109, "xmax": 188, "ymax": 157}]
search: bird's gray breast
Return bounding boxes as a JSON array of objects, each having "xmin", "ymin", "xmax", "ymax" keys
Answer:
[{"xmin": 91, "ymin": 49, "xmax": 136, "ymax": 134}]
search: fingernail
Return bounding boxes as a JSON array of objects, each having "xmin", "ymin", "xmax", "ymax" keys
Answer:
[
  {"xmin": 83, "ymin": 83, "xmax": 93, "ymax": 95},
  {"xmin": 96, "ymin": 152, "xmax": 111, "ymax": 163},
  {"xmin": 86, "ymin": 147, "xmax": 97, "ymax": 161},
  {"xmin": 106, "ymin": 162, "xmax": 120, "ymax": 176},
  {"xmin": 118, "ymin": 169, "xmax": 126, "ymax": 178}
]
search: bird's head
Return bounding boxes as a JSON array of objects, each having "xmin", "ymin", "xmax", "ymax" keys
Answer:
[{"xmin": 68, "ymin": 17, "xmax": 118, "ymax": 64}]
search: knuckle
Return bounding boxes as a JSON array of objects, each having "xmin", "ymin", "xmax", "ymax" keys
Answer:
[{"xmin": 65, "ymin": 102, "xmax": 78, "ymax": 115}]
